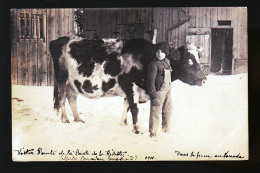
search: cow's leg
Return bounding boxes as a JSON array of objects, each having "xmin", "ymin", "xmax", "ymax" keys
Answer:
[
  {"xmin": 59, "ymin": 85, "xmax": 70, "ymax": 123},
  {"xmin": 120, "ymin": 98, "xmax": 129, "ymax": 126},
  {"xmin": 127, "ymin": 84, "xmax": 141, "ymax": 134},
  {"xmin": 128, "ymin": 99, "xmax": 140, "ymax": 134},
  {"xmin": 67, "ymin": 84, "xmax": 85, "ymax": 123},
  {"xmin": 118, "ymin": 77, "xmax": 141, "ymax": 134}
]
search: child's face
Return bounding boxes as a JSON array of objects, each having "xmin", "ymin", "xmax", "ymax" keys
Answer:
[{"xmin": 156, "ymin": 50, "xmax": 166, "ymax": 60}]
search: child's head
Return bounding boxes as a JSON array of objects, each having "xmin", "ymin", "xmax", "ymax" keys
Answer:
[
  {"xmin": 156, "ymin": 49, "xmax": 166, "ymax": 60},
  {"xmin": 155, "ymin": 42, "xmax": 169, "ymax": 60}
]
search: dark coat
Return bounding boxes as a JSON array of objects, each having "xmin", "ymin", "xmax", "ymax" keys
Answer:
[{"xmin": 147, "ymin": 58, "xmax": 171, "ymax": 99}]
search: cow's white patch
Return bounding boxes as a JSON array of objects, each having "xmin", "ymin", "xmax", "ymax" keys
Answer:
[
  {"xmin": 119, "ymin": 54, "xmax": 143, "ymax": 74},
  {"xmin": 187, "ymin": 44, "xmax": 203, "ymax": 63},
  {"xmin": 120, "ymin": 99, "xmax": 129, "ymax": 125},
  {"xmin": 120, "ymin": 83, "xmax": 149, "ymax": 126},
  {"xmin": 188, "ymin": 59, "xmax": 193, "ymax": 65},
  {"xmin": 132, "ymin": 83, "xmax": 140, "ymax": 106},
  {"xmin": 188, "ymin": 49, "xmax": 200, "ymax": 63},
  {"xmin": 102, "ymin": 38, "xmax": 123, "ymax": 54},
  {"xmin": 69, "ymin": 36, "xmax": 84, "ymax": 44},
  {"xmin": 62, "ymin": 39, "xmax": 125, "ymax": 98},
  {"xmin": 61, "ymin": 38, "xmax": 128, "ymax": 99}
]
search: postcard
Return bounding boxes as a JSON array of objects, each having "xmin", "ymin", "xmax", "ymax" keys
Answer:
[{"xmin": 11, "ymin": 7, "xmax": 248, "ymax": 161}]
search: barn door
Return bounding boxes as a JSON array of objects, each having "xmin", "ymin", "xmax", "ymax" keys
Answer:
[
  {"xmin": 120, "ymin": 23, "xmax": 145, "ymax": 39},
  {"xmin": 186, "ymin": 28, "xmax": 211, "ymax": 74},
  {"xmin": 211, "ymin": 29, "xmax": 233, "ymax": 74},
  {"xmin": 13, "ymin": 9, "xmax": 47, "ymax": 86}
]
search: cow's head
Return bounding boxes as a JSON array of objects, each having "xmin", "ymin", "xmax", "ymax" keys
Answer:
[{"xmin": 168, "ymin": 43, "xmax": 206, "ymax": 86}]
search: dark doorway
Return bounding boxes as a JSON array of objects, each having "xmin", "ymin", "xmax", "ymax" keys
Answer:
[{"xmin": 210, "ymin": 29, "xmax": 233, "ymax": 74}]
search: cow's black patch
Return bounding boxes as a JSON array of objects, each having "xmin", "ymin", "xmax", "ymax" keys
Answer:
[
  {"xmin": 69, "ymin": 39, "xmax": 120, "ymax": 77},
  {"xmin": 122, "ymin": 38, "xmax": 156, "ymax": 64},
  {"xmin": 104, "ymin": 53, "xmax": 121, "ymax": 76},
  {"xmin": 120, "ymin": 67, "xmax": 147, "ymax": 91},
  {"xmin": 50, "ymin": 36, "xmax": 70, "ymax": 62},
  {"xmin": 50, "ymin": 36, "xmax": 71, "ymax": 111},
  {"xmin": 50, "ymin": 36, "xmax": 70, "ymax": 84},
  {"xmin": 82, "ymin": 80, "xmax": 94, "ymax": 93},
  {"xmin": 78, "ymin": 61, "xmax": 95, "ymax": 77},
  {"xmin": 102, "ymin": 79, "xmax": 116, "ymax": 92},
  {"xmin": 118, "ymin": 66, "xmax": 148, "ymax": 109},
  {"xmin": 118, "ymin": 73, "xmax": 140, "ymax": 126},
  {"xmin": 92, "ymin": 85, "xmax": 99, "ymax": 90},
  {"xmin": 74, "ymin": 80, "xmax": 83, "ymax": 93}
]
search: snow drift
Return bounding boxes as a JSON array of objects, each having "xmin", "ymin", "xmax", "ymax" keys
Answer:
[{"xmin": 12, "ymin": 73, "xmax": 248, "ymax": 161}]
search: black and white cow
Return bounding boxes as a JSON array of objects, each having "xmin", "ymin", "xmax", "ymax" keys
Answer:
[{"xmin": 50, "ymin": 37, "xmax": 205, "ymax": 134}]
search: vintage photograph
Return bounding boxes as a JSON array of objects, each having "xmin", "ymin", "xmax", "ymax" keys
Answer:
[{"xmin": 11, "ymin": 7, "xmax": 248, "ymax": 161}]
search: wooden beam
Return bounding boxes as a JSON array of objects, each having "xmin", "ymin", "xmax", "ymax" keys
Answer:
[
  {"xmin": 43, "ymin": 14, "xmax": 46, "ymax": 42},
  {"xmin": 37, "ymin": 15, "xmax": 40, "ymax": 41},
  {"xmin": 167, "ymin": 16, "xmax": 191, "ymax": 31},
  {"xmin": 187, "ymin": 28, "xmax": 211, "ymax": 35},
  {"xmin": 17, "ymin": 10, "xmax": 21, "ymax": 42},
  {"xmin": 11, "ymin": 9, "xmax": 18, "ymax": 84}
]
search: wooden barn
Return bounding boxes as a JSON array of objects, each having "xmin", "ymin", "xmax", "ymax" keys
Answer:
[
  {"xmin": 11, "ymin": 7, "xmax": 248, "ymax": 86},
  {"xmin": 11, "ymin": 8, "xmax": 75, "ymax": 86},
  {"xmin": 81, "ymin": 7, "xmax": 248, "ymax": 76}
]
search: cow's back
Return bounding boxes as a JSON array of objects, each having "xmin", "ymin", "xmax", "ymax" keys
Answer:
[
  {"xmin": 121, "ymin": 38, "xmax": 156, "ymax": 64},
  {"xmin": 50, "ymin": 37, "xmax": 126, "ymax": 99}
]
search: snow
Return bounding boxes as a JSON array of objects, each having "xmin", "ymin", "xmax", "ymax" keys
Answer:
[{"xmin": 12, "ymin": 73, "xmax": 248, "ymax": 161}]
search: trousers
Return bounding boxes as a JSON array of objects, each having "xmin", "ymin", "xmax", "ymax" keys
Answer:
[{"xmin": 149, "ymin": 69, "xmax": 173, "ymax": 135}]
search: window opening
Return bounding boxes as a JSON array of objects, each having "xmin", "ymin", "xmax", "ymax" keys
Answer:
[
  {"xmin": 217, "ymin": 20, "xmax": 231, "ymax": 26},
  {"xmin": 18, "ymin": 13, "xmax": 46, "ymax": 42}
]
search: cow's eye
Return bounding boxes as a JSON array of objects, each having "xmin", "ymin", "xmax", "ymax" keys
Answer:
[{"xmin": 188, "ymin": 59, "xmax": 193, "ymax": 65}]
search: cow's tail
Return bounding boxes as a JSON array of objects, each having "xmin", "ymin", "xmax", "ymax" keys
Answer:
[
  {"xmin": 53, "ymin": 80, "xmax": 60, "ymax": 112},
  {"xmin": 49, "ymin": 36, "xmax": 70, "ymax": 112}
]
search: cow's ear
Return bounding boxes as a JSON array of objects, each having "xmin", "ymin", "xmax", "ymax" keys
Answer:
[
  {"xmin": 169, "ymin": 48, "xmax": 181, "ymax": 61},
  {"xmin": 197, "ymin": 46, "xmax": 203, "ymax": 52}
]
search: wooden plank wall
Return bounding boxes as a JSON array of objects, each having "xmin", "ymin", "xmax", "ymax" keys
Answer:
[
  {"xmin": 154, "ymin": 7, "xmax": 247, "ymax": 61},
  {"xmin": 11, "ymin": 9, "xmax": 18, "ymax": 85},
  {"xmin": 82, "ymin": 7, "xmax": 247, "ymax": 73},
  {"xmin": 82, "ymin": 7, "xmax": 247, "ymax": 61},
  {"xmin": 37, "ymin": 9, "xmax": 47, "ymax": 86},
  {"xmin": 58, "ymin": 7, "xmax": 247, "ymax": 76},
  {"xmin": 83, "ymin": 8, "xmax": 153, "ymax": 40},
  {"xmin": 11, "ymin": 7, "xmax": 247, "ymax": 86},
  {"xmin": 47, "ymin": 8, "xmax": 75, "ymax": 86},
  {"xmin": 11, "ymin": 8, "xmax": 75, "ymax": 86}
]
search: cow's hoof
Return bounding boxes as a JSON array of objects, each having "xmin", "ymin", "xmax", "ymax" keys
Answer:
[
  {"xmin": 74, "ymin": 118, "xmax": 85, "ymax": 123},
  {"xmin": 150, "ymin": 133, "xmax": 159, "ymax": 141},
  {"xmin": 162, "ymin": 129, "xmax": 169, "ymax": 133},
  {"xmin": 62, "ymin": 119, "xmax": 70, "ymax": 123},
  {"xmin": 132, "ymin": 129, "xmax": 143, "ymax": 134},
  {"xmin": 120, "ymin": 121, "xmax": 127, "ymax": 126},
  {"xmin": 132, "ymin": 129, "xmax": 140, "ymax": 134},
  {"xmin": 150, "ymin": 135, "xmax": 159, "ymax": 141},
  {"xmin": 132, "ymin": 124, "xmax": 142, "ymax": 134}
]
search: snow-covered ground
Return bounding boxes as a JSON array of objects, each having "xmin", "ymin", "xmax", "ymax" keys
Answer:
[{"xmin": 12, "ymin": 74, "xmax": 248, "ymax": 161}]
